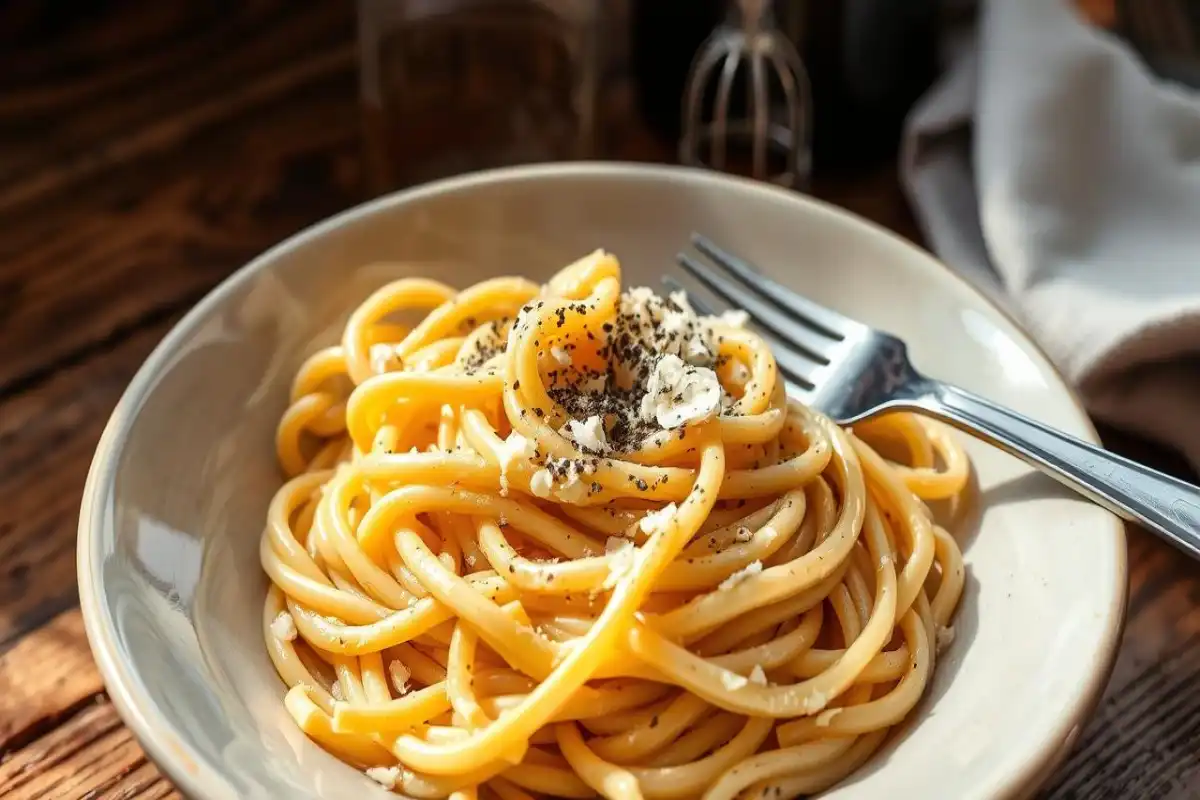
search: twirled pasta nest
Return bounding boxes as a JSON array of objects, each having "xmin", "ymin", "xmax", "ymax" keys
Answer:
[{"xmin": 262, "ymin": 251, "xmax": 970, "ymax": 800}]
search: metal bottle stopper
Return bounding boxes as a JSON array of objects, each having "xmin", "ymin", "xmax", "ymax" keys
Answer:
[{"xmin": 680, "ymin": 0, "xmax": 812, "ymax": 188}]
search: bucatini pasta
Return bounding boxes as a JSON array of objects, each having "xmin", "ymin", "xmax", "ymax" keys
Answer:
[{"xmin": 261, "ymin": 250, "xmax": 968, "ymax": 799}]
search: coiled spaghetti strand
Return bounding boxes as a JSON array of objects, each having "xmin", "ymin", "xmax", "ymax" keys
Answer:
[{"xmin": 260, "ymin": 254, "xmax": 972, "ymax": 798}]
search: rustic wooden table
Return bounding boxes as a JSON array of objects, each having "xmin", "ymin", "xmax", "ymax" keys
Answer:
[{"xmin": 3, "ymin": 3, "xmax": 1200, "ymax": 799}]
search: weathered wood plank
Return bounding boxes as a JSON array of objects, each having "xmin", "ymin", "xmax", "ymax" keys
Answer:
[
  {"xmin": 0, "ymin": 71, "xmax": 360, "ymax": 398},
  {"xmin": 0, "ymin": 322, "xmax": 171, "ymax": 646},
  {"xmin": 0, "ymin": 91, "xmax": 362, "ymax": 642},
  {"xmin": 1043, "ymin": 528, "xmax": 1200, "ymax": 798},
  {"xmin": 0, "ymin": 699, "xmax": 178, "ymax": 800},
  {"xmin": 96, "ymin": 762, "xmax": 179, "ymax": 800},
  {"xmin": 0, "ymin": 610, "xmax": 103, "ymax": 752},
  {"xmin": 0, "ymin": 0, "xmax": 359, "ymax": 399},
  {"xmin": 0, "ymin": 3, "xmax": 354, "ymax": 204},
  {"xmin": 0, "ymin": 5, "xmax": 363, "ymax": 652}
]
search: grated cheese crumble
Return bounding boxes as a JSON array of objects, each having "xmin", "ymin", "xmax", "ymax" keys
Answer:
[
  {"xmin": 720, "ymin": 671, "xmax": 749, "ymax": 691},
  {"xmin": 369, "ymin": 343, "xmax": 403, "ymax": 373},
  {"xmin": 270, "ymin": 610, "xmax": 298, "ymax": 642},
  {"xmin": 564, "ymin": 415, "xmax": 609, "ymax": 453},
  {"xmin": 365, "ymin": 766, "xmax": 402, "ymax": 789},
  {"xmin": 639, "ymin": 354, "xmax": 722, "ymax": 429},
  {"xmin": 388, "ymin": 661, "xmax": 410, "ymax": 696},
  {"xmin": 602, "ymin": 538, "xmax": 636, "ymax": 590},
  {"xmin": 719, "ymin": 560, "xmax": 764, "ymax": 591},
  {"xmin": 639, "ymin": 503, "xmax": 678, "ymax": 535},
  {"xmin": 551, "ymin": 345, "xmax": 572, "ymax": 366}
]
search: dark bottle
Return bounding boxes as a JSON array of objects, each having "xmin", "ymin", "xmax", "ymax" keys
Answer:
[
  {"xmin": 630, "ymin": 0, "xmax": 725, "ymax": 142},
  {"xmin": 797, "ymin": 0, "xmax": 940, "ymax": 173}
]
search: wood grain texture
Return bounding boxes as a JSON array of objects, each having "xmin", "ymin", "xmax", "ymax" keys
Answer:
[
  {"xmin": 0, "ymin": 1, "xmax": 358, "ymax": 397},
  {"xmin": 1043, "ymin": 528, "xmax": 1200, "ymax": 799},
  {"xmin": 0, "ymin": 699, "xmax": 178, "ymax": 800},
  {"xmin": 0, "ymin": 0, "xmax": 360, "ymax": 651},
  {"xmin": 0, "ymin": 610, "xmax": 103, "ymax": 752},
  {"xmin": 1, "ymin": 0, "xmax": 1199, "ymax": 797},
  {"xmin": 0, "ymin": 323, "xmax": 169, "ymax": 645},
  {"xmin": 0, "ymin": 1, "xmax": 361, "ymax": 793}
]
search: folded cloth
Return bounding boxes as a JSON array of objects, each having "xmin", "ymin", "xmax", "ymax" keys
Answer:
[{"xmin": 901, "ymin": 0, "xmax": 1200, "ymax": 469}]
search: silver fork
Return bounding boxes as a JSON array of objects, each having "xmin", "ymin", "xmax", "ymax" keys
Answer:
[{"xmin": 672, "ymin": 234, "xmax": 1200, "ymax": 559}]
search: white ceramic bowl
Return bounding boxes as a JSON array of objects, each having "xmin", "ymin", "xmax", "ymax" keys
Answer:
[{"xmin": 79, "ymin": 163, "xmax": 1125, "ymax": 800}]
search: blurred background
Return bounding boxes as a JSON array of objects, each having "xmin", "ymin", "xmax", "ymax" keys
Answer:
[
  {"xmin": 2, "ymin": 0, "xmax": 1195, "ymax": 246},
  {"xmin": 5, "ymin": 2, "xmax": 1200, "ymax": 799},
  {"xmin": 1, "ymin": 0, "xmax": 1196, "ymax": 453}
]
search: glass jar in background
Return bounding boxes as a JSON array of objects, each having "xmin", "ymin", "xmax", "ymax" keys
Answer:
[
  {"xmin": 359, "ymin": 0, "xmax": 606, "ymax": 193},
  {"xmin": 679, "ymin": 0, "xmax": 814, "ymax": 190}
]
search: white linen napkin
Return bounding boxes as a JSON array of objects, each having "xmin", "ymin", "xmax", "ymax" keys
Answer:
[{"xmin": 901, "ymin": 0, "xmax": 1200, "ymax": 469}]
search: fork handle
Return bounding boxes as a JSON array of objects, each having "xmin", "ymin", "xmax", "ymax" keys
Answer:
[{"xmin": 917, "ymin": 381, "xmax": 1200, "ymax": 558}]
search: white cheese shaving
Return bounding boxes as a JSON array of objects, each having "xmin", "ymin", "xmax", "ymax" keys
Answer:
[
  {"xmin": 639, "ymin": 503, "xmax": 678, "ymax": 535},
  {"xmin": 667, "ymin": 289, "xmax": 696, "ymax": 315},
  {"xmin": 619, "ymin": 287, "xmax": 714, "ymax": 367},
  {"xmin": 749, "ymin": 665, "xmax": 768, "ymax": 686},
  {"xmin": 497, "ymin": 434, "xmax": 534, "ymax": 500},
  {"xmin": 734, "ymin": 526, "xmax": 754, "ymax": 543},
  {"xmin": 720, "ymin": 670, "xmax": 749, "ymax": 691},
  {"xmin": 564, "ymin": 415, "xmax": 608, "ymax": 453},
  {"xmin": 529, "ymin": 468, "xmax": 553, "ymax": 498},
  {"xmin": 686, "ymin": 338, "xmax": 712, "ymax": 362},
  {"xmin": 602, "ymin": 538, "xmax": 636, "ymax": 590},
  {"xmin": 528, "ymin": 456, "xmax": 601, "ymax": 504},
  {"xmin": 639, "ymin": 354, "xmax": 722, "ymax": 429},
  {"xmin": 369, "ymin": 343, "xmax": 402, "ymax": 373},
  {"xmin": 719, "ymin": 560, "xmax": 764, "ymax": 591},
  {"xmin": 498, "ymin": 433, "xmax": 533, "ymax": 467},
  {"xmin": 270, "ymin": 610, "xmax": 298, "ymax": 642},
  {"xmin": 388, "ymin": 662, "xmax": 410, "ymax": 696},
  {"xmin": 551, "ymin": 345, "xmax": 572, "ymax": 365},
  {"xmin": 804, "ymin": 690, "xmax": 828, "ymax": 714},
  {"xmin": 718, "ymin": 309, "xmax": 750, "ymax": 328},
  {"xmin": 536, "ymin": 456, "xmax": 590, "ymax": 503},
  {"xmin": 365, "ymin": 766, "xmax": 402, "ymax": 789},
  {"xmin": 729, "ymin": 359, "xmax": 752, "ymax": 385},
  {"xmin": 662, "ymin": 293, "xmax": 694, "ymax": 339}
]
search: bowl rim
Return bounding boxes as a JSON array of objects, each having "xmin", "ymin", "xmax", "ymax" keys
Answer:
[{"xmin": 77, "ymin": 160, "xmax": 1127, "ymax": 800}]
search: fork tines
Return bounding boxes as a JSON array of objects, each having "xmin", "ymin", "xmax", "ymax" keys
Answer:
[{"xmin": 673, "ymin": 234, "xmax": 865, "ymax": 395}]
